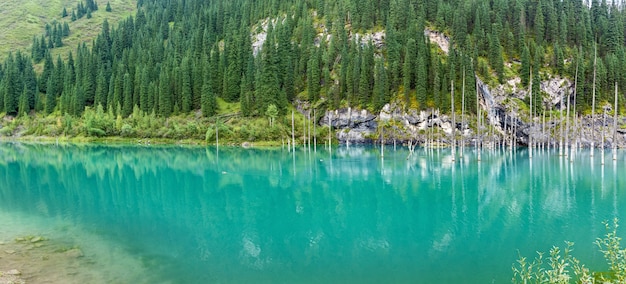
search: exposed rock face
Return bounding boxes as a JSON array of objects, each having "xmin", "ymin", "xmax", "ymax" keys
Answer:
[
  {"xmin": 317, "ymin": 104, "xmax": 466, "ymax": 145},
  {"xmin": 353, "ymin": 31, "xmax": 386, "ymax": 49},
  {"xmin": 321, "ymin": 108, "xmax": 378, "ymax": 144},
  {"xmin": 425, "ymin": 29, "xmax": 449, "ymax": 54},
  {"xmin": 310, "ymin": 75, "xmax": 626, "ymax": 148},
  {"xmin": 474, "ymin": 76, "xmax": 626, "ymax": 148}
]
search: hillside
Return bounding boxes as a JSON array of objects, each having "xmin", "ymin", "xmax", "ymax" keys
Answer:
[
  {"xmin": 0, "ymin": 0, "xmax": 625, "ymax": 145},
  {"xmin": 0, "ymin": 0, "xmax": 136, "ymax": 62}
]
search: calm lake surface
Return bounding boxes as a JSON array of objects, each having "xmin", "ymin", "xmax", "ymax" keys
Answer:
[{"xmin": 0, "ymin": 143, "xmax": 624, "ymax": 283}]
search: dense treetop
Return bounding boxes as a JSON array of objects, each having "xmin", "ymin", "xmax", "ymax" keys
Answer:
[{"xmin": 1, "ymin": 0, "xmax": 626, "ymax": 120}]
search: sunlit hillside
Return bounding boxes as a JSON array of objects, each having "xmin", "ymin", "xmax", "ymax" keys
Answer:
[{"xmin": 0, "ymin": 0, "xmax": 136, "ymax": 62}]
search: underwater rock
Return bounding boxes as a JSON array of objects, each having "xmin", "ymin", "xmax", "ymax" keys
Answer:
[
  {"xmin": 64, "ymin": 248, "xmax": 84, "ymax": 258},
  {"xmin": 30, "ymin": 236, "xmax": 43, "ymax": 243},
  {"xmin": 5, "ymin": 269, "xmax": 20, "ymax": 276}
]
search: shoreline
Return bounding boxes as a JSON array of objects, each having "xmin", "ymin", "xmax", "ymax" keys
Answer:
[{"xmin": 0, "ymin": 135, "xmax": 288, "ymax": 148}]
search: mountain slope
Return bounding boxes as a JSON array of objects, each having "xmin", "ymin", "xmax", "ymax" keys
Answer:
[
  {"xmin": 0, "ymin": 0, "xmax": 625, "ymax": 144},
  {"xmin": 0, "ymin": 0, "xmax": 136, "ymax": 61}
]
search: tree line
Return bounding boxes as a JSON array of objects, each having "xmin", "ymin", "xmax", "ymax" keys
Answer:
[{"xmin": 1, "ymin": 0, "xmax": 626, "ymax": 121}]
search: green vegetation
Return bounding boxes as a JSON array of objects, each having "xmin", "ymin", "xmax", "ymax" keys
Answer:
[
  {"xmin": 1, "ymin": 0, "xmax": 626, "ymax": 142},
  {"xmin": 0, "ymin": 101, "xmax": 323, "ymax": 146},
  {"xmin": 0, "ymin": 0, "xmax": 135, "ymax": 63},
  {"xmin": 513, "ymin": 219, "xmax": 626, "ymax": 283}
]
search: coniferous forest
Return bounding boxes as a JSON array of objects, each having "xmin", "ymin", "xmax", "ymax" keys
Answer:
[{"xmin": 1, "ymin": 0, "xmax": 626, "ymax": 142}]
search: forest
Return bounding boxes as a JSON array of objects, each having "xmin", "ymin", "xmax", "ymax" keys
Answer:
[{"xmin": 0, "ymin": 0, "xmax": 625, "ymax": 142}]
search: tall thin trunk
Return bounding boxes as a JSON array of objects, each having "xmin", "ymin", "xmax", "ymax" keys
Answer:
[
  {"xmin": 602, "ymin": 107, "xmax": 606, "ymax": 165},
  {"xmin": 591, "ymin": 43, "xmax": 597, "ymax": 156},
  {"xmin": 314, "ymin": 109, "xmax": 317, "ymax": 152},
  {"xmin": 328, "ymin": 112, "xmax": 332, "ymax": 151},
  {"xmin": 461, "ymin": 69, "xmax": 466, "ymax": 157},
  {"xmin": 613, "ymin": 82, "xmax": 618, "ymax": 160},
  {"xmin": 451, "ymin": 80, "xmax": 456, "ymax": 162},
  {"xmin": 570, "ymin": 57, "xmax": 579, "ymax": 162},
  {"xmin": 529, "ymin": 67, "xmax": 533, "ymax": 159},
  {"xmin": 476, "ymin": 76, "xmax": 481, "ymax": 162}
]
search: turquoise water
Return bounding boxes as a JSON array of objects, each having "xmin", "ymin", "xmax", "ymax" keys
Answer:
[{"xmin": 0, "ymin": 143, "xmax": 624, "ymax": 283}]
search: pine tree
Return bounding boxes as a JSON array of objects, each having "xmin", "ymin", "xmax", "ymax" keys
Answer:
[
  {"xmin": 534, "ymin": 0, "xmax": 545, "ymax": 45},
  {"xmin": 139, "ymin": 69, "xmax": 149, "ymax": 112},
  {"xmin": 403, "ymin": 38, "xmax": 416, "ymax": 105},
  {"xmin": 373, "ymin": 57, "xmax": 388, "ymax": 111},
  {"xmin": 158, "ymin": 72, "xmax": 172, "ymax": 117},
  {"xmin": 94, "ymin": 68, "xmax": 108, "ymax": 107},
  {"xmin": 520, "ymin": 44, "xmax": 531, "ymax": 86},
  {"xmin": 45, "ymin": 77, "xmax": 56, "ymax": 114},
  {"xmin": 106, "ymin": 2, "xmax": 112, "ymax": 12},
  {"xmin": 74, "ymin": 83, "xmax": 86, "ymax": 115},
  {"xmin": 307, "ymin": 46, "xmax": 320, "ymax": 102},
  {"xmin": 18, "ymin": 85, "xmax": 30, "ymax": 116},
  {"xmin": 181, "ymin": 57, "xmax": 192, "ymax": 113},
  {"xmin": 3, "ymin": 57, "xmax": 18, "ymax": 116},
  {"xmin": 122, "ymin": 73, "xmax": 132, "ymax": 117},
  {"xmin": 256, "ymin": 23, "xmax": 286, "ymax": 114},
  {"xmin": 201, "ymin": 61, "xmax": 216, "ymax": 117},
  {"xmin": 40, "ymin": 53, "xmax": 54, "ymax": 92}
]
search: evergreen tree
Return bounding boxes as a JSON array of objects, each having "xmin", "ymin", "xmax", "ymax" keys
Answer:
[
  {"xmin": 18, "ymin": 85, "xmax": 30, "ymax": 116},
  {"xmin": 373, "ymin": 57, "xmax": 388, "ymax": 111},
  {"xmin": 45, "ymin": 77, "xmax": 56, "ymax": 114},
  {"xmin": 307, "ymin": 47, "xmax": 320, "ymax": 102},
  {"xmin": 534, "ymin": 0, "xmax": 545, "ymax": 45},
  {"xmin": 3, "ymin": 57, "xmax": 18, "ymax": 116},
  {"xmin": 201, "ymin": 61, "xmax": 217, "ymax": 117},
  {"xmin": 94, "ymin": 68, "xmax": 107, "ymax": 108},
  {"xmin": 181, "ymin": 57, "xmax": 192, "ymax": 113},
  {"xmin": 158, "ymin": 72, "xmax": 172, "ymax": 117},
  {"xmin": 122, "ymin": 73, "xmax": 132, "ymax": 117},
  {"xmin": 520, "ymin": 44, "xmax": 531, "ymax": 86}
]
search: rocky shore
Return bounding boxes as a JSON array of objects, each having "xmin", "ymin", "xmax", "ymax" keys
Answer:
[
  {"xmin": 303, "ymin": 76, "xmax": 626, "ymax": 149},
  {"xmin": 313, "ymin": 103, "xmax": 626, "ymax": 148},
  {"xmin": 0, "ymin": 235, "xmax": 87, "ymax": 284}
]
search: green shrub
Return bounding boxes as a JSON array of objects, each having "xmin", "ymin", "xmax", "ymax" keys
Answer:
[{"xmin": 513, "ymin": 218, "xmax": 626, "ymax": 283}]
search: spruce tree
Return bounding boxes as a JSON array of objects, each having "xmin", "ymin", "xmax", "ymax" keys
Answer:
[
  {"xmin": 373, "ymin": 57, "xmax": 388, "ymax": 111},
  {"xmin": 45, "ymin": 77, "xmax": 56, "ymax": 114},
  {"xmin": 201, "ymin": 62, "xmax": 216, "ymax": 117},
  {"xmin": 521, "ymin": 44, "xmax": 531, "ymax": 86},
  {"xmin": 122, "ymin": 73, "xmax": 133, "ymax": 117},
  {"xmin": 307, "ymin": 46, "xmax": 320, "ymax": 102},
  {"xmin": 3, "ymin": 58, "xmax": 18, "ymax": 116},
  {"xmin": 181, "ymin": 57, "xmax": 192, "ymax": 113}
]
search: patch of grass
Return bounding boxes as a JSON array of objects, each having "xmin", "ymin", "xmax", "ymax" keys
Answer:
[{"xmin": 216, "ymin": 97, "xmax": 241, "ymax": 115}]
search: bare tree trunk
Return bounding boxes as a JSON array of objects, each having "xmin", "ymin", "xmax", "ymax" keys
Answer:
[
  {"xmin": 591, "ymin": 43, "xmax": 597, "ymax": 156},
  {"xmin": 614, "ymin": 82, "xmax": 618, "ymax": 160},
  {"xmin": 451, "ymin": 80, "xmax": 456, "ymax": 162},
  {"xmin": 529, "ymin": 67, "xmax": 533, "ymax": 159},
  {"xmin": 314, "ymin": 109, "xmax": 317, "ymax": 152},
  {"xmin": 461, "ymin": 69, "xmax": 466, "ymax": 157}
]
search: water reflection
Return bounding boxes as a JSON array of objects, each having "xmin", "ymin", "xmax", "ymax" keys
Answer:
[{"xmin": 0, "ymin": 143, "xmax": 624, "ymax": 283}]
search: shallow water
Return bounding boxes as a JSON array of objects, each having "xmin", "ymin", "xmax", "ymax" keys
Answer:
[{"xmin": 0, "ymin": 143, "xmax": 624, "ymax": 283}]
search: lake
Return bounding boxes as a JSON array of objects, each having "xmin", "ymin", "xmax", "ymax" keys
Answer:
[{"xmin": 0, "ymin": 143, "xmax": 623, "ymax": 283}]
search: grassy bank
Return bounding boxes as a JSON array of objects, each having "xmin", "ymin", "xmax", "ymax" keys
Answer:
[{"xmin": 0, "ymin": 104, "xmax": 332, "ymax": 147}]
